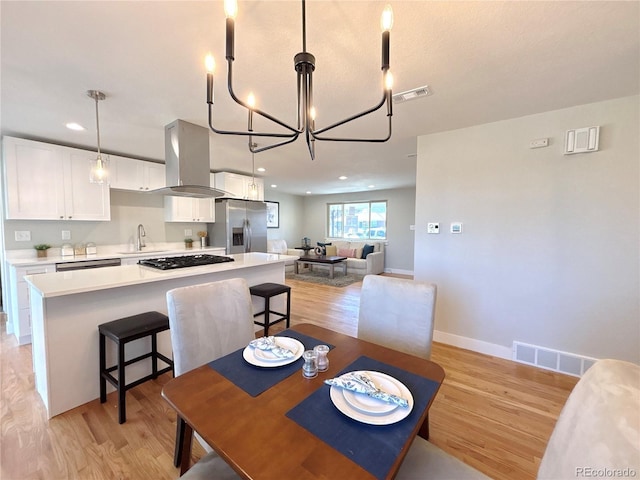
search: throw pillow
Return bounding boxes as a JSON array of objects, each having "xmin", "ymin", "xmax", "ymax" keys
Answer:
[
  {"xmin": 361, "ymin": 244, "xmax": 375, "ymax": 259},
  {"xmin": 316, "ymin": 241, "xmax": 332, "ymax": 255},
  {"xmin": 325, "ymin": 245, "xmax": 338, "ymax": 256},
  {"xmin": 337, "ymin": 247, "xmax": 356, "ymax": 258}
]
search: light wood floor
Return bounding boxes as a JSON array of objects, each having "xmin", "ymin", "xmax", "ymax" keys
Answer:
[{"xmin": 0, "ymin": 275, "xmax": 578, "ymax": 480}]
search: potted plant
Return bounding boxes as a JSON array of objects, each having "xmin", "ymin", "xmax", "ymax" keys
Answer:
[
  {"xmin": 184, "ymin": 238, "xmax": 194, "ymax": 249},
  {"xmin": 34, "ymin": 244, "xmax": 51, "ymax": 258}
]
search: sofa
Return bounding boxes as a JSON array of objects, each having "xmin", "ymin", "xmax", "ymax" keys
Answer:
[
  {"xmin": 266, "ymin": 239, "xmax": 303, "ymax": 272},
  {"xmin": 395, "ymin": 359, "xmax": 640, "ymax": 479},
  {"xmin": 319, "ymin": 239, "xmax": 385, "ymax": 275}
]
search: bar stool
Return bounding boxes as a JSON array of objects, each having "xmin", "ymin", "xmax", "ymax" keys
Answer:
[
  {"xmin": 99, "ymin": 311, "xmax": 174, "ymax": 424},
  {"xmin": 249, "ymin": 283, "xmax": 291, "ymax": 336}
]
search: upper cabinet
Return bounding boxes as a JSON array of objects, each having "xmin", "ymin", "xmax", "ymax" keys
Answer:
[
  {"xmin": 214, "ymin": 172, "xmax": 264, "ymax": 201},
  {"xmin": 3, "ymin": 137, "xmax": 111, "ymax": 221},
  {"xmin": 164, "ymin": 196, "xmax": 215, "ymax": 223},
  {"xmin": 110, "ymin": 156, "xmax": 165, "ymax": 192}
]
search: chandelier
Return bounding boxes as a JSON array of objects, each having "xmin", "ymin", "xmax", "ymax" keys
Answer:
[
  {"xmin": 205, "ymin": 0, "xmax": 394, "ymax": 160},
  {"xmin": 87, "ymin": 90, "xmax": 109, "ymax": 184}
]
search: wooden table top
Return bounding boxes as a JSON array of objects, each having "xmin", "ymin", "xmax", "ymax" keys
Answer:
[
  {"xmin": 297, "ymin": 255, "xmax": 348, "ymax": 263},
  {"xmin": 162, "ymin": 323, "xmax": 445, "ymax": 480}
]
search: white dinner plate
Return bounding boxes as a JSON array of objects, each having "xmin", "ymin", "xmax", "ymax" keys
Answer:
[
  {"xmin": 242, "ymin": 337, "xmax": 304, "ymax": 368},
  {"xmin": 329, "ymin": 370, "xmax": 414, "ymax": 425},
  {"xmin": 341, "ymin": 371, "xmax": 401, "ymax": 415}
]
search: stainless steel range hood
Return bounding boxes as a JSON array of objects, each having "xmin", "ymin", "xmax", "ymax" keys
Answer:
[{"xmin": 148, "ymin": 119, "xmax": 232, "ymax": 198}]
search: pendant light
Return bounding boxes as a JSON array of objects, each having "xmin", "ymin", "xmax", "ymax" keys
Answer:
[
  {"xmin": 87, "ymin": 90, "xmax": 109, "ymax": 184},
  {"xmin": 248, "ymin": 144, "xmax": 259, "ymax": 200}
]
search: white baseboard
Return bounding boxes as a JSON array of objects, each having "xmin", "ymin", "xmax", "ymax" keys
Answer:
[{"xmin": 433, "ymin": 329, "xmax": 512, "ymax": 360}]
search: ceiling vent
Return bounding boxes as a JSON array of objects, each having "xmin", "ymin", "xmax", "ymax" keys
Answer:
[{"xmin": 392, "ymin": 85, "xmax": 432, "ymax": 104}]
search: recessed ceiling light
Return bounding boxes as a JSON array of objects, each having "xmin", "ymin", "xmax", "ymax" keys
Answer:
[
  {"xmin": 66, "ymin": 122, "xmax": 85, "ymax": 131},
  {"xmin": 257, "ymin": 167, "xmax": 266, "ymax": 172},
  {"xmin": 306, "ymin": 191, "xmax": 312, "ymax": 194},
  {"xmin": 368, "ymin": 185, "xmax": 375, "ymax": 188},
  {"xmin": 338, "ymin": 176, "xmax": 347, "ymax": 180},
  {"xmin": 270, "ymin": 184, "xmax": 277, "ymax": 188}
]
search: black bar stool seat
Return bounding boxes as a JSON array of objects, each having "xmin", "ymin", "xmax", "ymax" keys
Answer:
[
  {"xmin": 99, "ymin": 311, "xmax": 173, "ymax": 424},
  {"xmin": 250, "ymin": 283, "xmax": 291, "ymax": 336}
]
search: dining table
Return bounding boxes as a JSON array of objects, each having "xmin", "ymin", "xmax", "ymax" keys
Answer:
[{"xmin": 162, "ymin": 323, "xmax": 445, "ymax": 480}]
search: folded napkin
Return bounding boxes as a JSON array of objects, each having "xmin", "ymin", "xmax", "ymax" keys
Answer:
[
  {"xmin": 249, "ymin": 336, "xmax": 295, "ymax": 358},
  {"xmin": 324, "ymin": 372, "xmax": 409, "ymax": 408}
]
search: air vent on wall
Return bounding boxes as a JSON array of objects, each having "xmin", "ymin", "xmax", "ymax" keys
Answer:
[{"xmin": 392, "ymin": 85, "xmax": 432, "ymax": 104}]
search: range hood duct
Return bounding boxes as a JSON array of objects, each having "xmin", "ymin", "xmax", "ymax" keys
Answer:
[{"xmin": 148, "ymin": 119, "xmax": 232, "ymax": 198}]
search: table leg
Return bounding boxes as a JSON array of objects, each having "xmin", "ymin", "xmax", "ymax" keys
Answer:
[
  {"xmin": 342, "ymin": 262, "xmax": 347, "ymax": 276},
  {"xmin": 329, "ymin": 264, "xmax": 335, "ymax": 279},
  {"xmin": 174, "ymin": 416, "xmax": 194, "ymax": 475},
  {"xmin": 418, "ymin": 413, "xmax": 430, "ymax": 440},
  {"xmin": 294, "ymin": 261, "xmax": 299, "ymax": 274}
]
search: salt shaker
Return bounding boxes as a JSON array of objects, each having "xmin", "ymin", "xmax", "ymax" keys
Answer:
[
  {"xmin": 302, "ymin": 350, "xmax": 318, "ymax": 378},
  {"xmin": 314, "ymin": 344, "xmax": 329, "ymax": 372}
]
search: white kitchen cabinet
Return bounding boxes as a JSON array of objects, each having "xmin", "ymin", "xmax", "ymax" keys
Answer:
[
  {"xmin": 8, "ymin": 263, "xmax": 55, "ymax": 345},
  {"xmin": 110, "ymin": 155, "xmax": 165, "ymax": 192},
  {"xmin": 214, "ymin": 172, "xmax": 264, "ymax": 201},
  {"xmin": 3, "ymin": 137, "xmax": 111, "ymax": 221},
  {"xmin": 164, "ymin": 196, "xmax": 215, "ymax": 222}
]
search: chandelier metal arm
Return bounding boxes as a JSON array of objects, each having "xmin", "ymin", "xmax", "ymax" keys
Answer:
[
  {"xmin": 311, "ymin": 89, "xmax": 390, "ymax": 139},
  {"xmin": 248, "ymin": 134, "xmax": 301, "ymax": 154},
  {"xmin": 225, "ymin": 59, "xmax": 301, "ymax": 135},
  {"xmin": 313, "ymin": 114, "xmax": 392, "ymax": 143}
]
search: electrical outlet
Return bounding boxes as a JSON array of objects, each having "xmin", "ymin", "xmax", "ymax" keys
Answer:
[
  {"xmin": 62, "ymin": 230, "xmax": 71, "ymax": 240},
  {"xmin": 427, "ymin": 223, "xmax": 439, "ymax": 234},
  {"xmin": 184, "ymin": 229, "xmax": 193, "ymax": 237},
  {"xmin": 15, "ymin": 231, "xmax": 31, "ymax": 241}
]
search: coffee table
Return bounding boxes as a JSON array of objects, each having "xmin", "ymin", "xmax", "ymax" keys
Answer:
[{"xmin": 295, "ymin": 255, "xmax": 347, "ymax": 279}]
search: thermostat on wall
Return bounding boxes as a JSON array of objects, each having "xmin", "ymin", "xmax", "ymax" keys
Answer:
[
  {"xmin": 565, "ymin": 126, "xmax": 599, "ymax": 155},
  {"xmin": 450, "ymin": 222, "xmax": 463, "ymax": 234}
]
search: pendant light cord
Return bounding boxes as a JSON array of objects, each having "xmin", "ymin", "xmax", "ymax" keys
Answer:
[{"xmin": 95, "ymin": 95, "xmax": 102, "ymax": 156}]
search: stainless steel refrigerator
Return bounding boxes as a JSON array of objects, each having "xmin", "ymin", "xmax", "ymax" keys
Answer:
[{"xmin": 208, "ymin": 199, "xmax": 268, "ymax": 254}]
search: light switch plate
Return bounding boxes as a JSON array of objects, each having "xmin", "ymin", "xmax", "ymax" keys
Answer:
[
  {"xmin": 62, "ymin": 230, "xmax": 71, "ymax": 240},
  {"xmin": 184, "ymin": 229, "xmax": 193, "ymax": 237}
]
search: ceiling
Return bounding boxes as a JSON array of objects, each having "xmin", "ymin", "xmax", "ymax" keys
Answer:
[{"xmin": 1, "ymin": 1, "xmax": 638, "ymax": 196}]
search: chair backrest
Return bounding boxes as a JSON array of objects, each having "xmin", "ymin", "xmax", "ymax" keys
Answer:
[
  {"xmin": 357, "ymin": 275, "xmax": 437, "ymax": 360},
  {"xmin": 166, "ymin": 277, "xmax": 255, "ymax": 376}
]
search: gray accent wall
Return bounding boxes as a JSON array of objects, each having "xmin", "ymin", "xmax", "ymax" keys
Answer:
[
  {"xmin": 414, "ymin": 95, "xmax": 639, "ymax": 363},
  {"xmin": 264, "ymin": 190, "xmax": 305, "ymax": 248}
]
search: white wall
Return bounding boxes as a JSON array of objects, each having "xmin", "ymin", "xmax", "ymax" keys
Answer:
[
  {"xmin": 415, "ymin": 96, "xmax": 639, "ymax": 363},
  {"xmin": 302, "ymin": 187, "xmax": 416, "ymax": 273}
]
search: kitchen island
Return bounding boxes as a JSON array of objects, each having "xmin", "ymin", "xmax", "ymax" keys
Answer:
[{"xmin": 25, "ymin": 252, "xmax": 294, "ymax": 418}]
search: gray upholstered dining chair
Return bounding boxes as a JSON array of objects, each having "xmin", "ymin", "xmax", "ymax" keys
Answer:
[
  {"xmin": 167, "ymin": 277, "xmax": 255, "ymax": 479},
  {"xmin": 357, "ymin": 275, "xmax": 437, "ymax": 360}
]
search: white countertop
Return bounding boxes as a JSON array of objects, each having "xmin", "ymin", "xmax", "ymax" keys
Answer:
[
  {"xmin": 24, "ymin": 252, "xmax": 296, "ymax": 298},
  {"xmin": 5, "ymin": 245, "xmax": 225, "ymax": 267}
]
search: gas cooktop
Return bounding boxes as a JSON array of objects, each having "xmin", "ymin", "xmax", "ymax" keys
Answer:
[{"xmin": 138, "ymin": 254, "xmax": 234, "ymax": 270}]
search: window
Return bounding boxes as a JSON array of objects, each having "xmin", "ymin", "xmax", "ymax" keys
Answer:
[{"xmin": 327, "ymin": 201, "xmax": 387, "ymax": 240}]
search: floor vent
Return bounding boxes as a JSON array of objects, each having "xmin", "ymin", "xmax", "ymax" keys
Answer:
[
  {"xmin": 392, "ymin": 85, "xmax": 432, "ymax": 104},
  {"xmin": 512, "ymin": 341, "xmax": 597, "ymax": 377}
]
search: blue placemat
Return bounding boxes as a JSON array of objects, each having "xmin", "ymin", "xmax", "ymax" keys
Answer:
[
  {"xmin": 208, "ymin": 330, "xmax": 334, "ymax": 397},
  {"xmin": 285, "ymin": 355, "xmax": 440, "ymax": 480}
]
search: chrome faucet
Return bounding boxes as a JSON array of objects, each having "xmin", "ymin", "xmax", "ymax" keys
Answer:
[{"xmin": 136, "ymin": 224, "xmax": 146, "ymax": 251}]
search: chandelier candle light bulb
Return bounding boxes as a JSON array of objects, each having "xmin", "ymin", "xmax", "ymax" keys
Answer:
[
  {"xmin": 205, "ymin": 54, "xmax": 215, "ymax": 104},
  {"xmin": 247, "ymin": 92, "xmax": 256, "ymax": 131}
]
